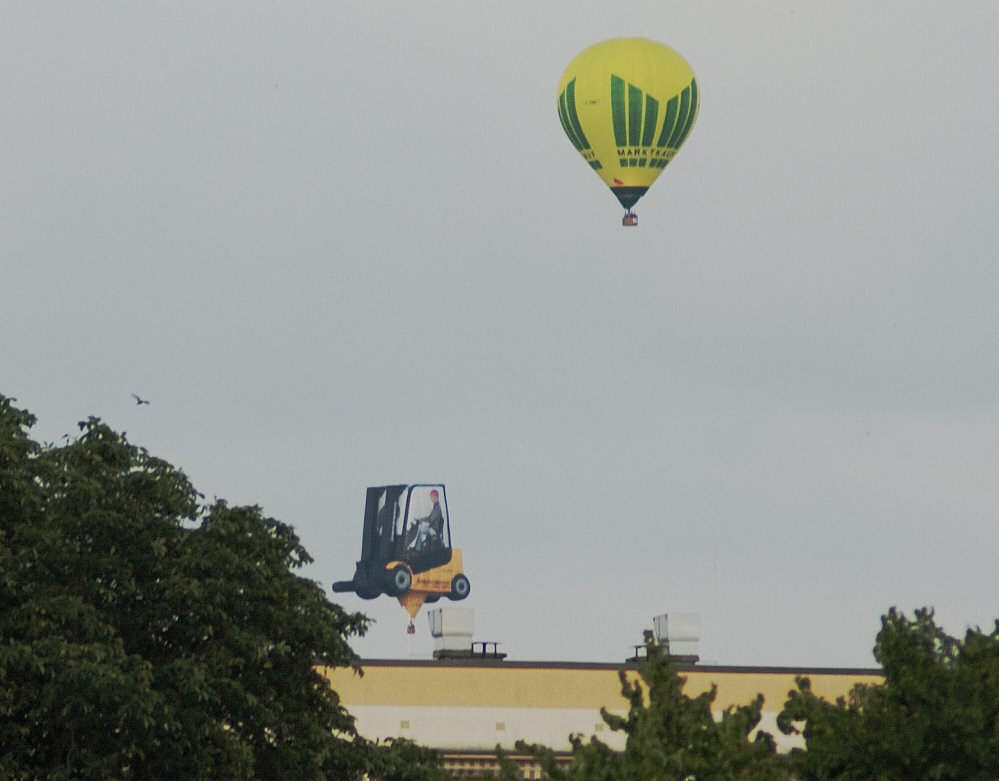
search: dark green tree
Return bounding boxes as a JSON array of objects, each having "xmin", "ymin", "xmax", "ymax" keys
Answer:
[
  {"xmin": 778, "ymin": 607, "xmax": 999, "ymax": 780},
  {"xmin": 0, "ymin": 395, "xmax": 446, "ymax": 780},
  {"xmin": 513, "ymin": 635, "xmax": 790, "ymax": 780}
]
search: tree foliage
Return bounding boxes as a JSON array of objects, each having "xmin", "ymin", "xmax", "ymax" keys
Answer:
[
  {"xmin": 0, "ymin": 396, "xmax": 446, "ymax": 780},
  {"xmin": 513, "ymin": 636, "xmax": 789, "ymax": 780},
  {"xmin": 779, "ymin": 607, "xmax": 999, "ymax": 780}
]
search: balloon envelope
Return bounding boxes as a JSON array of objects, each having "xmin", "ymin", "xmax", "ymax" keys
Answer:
[{"xmin": 558, "ymin": 38, "xmax": 699, "ymax": 212}]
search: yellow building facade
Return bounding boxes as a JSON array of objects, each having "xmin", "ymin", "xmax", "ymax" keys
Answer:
[{"xmin": 325, "ymin": 658, "xmax": 881, "ymax": 779}]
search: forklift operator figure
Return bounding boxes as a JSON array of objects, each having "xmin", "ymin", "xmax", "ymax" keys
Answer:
[{"xmin": 410, "ymin": 489, "xmax": 443, "ymax": 551}]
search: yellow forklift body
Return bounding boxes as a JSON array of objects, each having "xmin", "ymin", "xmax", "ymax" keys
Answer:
[
  {"xmin": 389, "ymin": 550, "xmax": 465, "ymax": 619},
  {"xmin": 385, "ymin": 549, "xmax": 464, "ymax": 595}
]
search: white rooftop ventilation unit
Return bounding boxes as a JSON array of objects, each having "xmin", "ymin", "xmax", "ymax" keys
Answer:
[
  {"xmin": 653, "ymin": 612, "xmax": 700, "ymax": 660},
  {"xmin": 428, "ymin": 607, "xmax": 475, "ymax": 654}
]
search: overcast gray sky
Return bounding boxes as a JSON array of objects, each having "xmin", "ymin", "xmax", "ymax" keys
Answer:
[{"xmin": 4, "ymin": 2, "xmax": 998, "ymax": 667}]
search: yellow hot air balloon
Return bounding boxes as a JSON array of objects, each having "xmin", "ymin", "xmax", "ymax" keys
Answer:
[{"xmin": 558, "ymin": 38, "xmax": 699, "ymax": 226}]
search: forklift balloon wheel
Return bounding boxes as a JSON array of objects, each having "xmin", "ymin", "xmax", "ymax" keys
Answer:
[
  {"xmin": 450, "ymin": 573, "xmax": 470, "ymax": 600},
  {"xmin": 388, "ymin": 565, "xmax": 412, "ymax": 597}
]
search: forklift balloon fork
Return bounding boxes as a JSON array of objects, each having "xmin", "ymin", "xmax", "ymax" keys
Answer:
[{"xmin": 332, "ymin": 484, "xmax": 471, "ymax": 632}]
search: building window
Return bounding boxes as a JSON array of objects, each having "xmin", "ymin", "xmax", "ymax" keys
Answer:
[
  {"xmin": 400, "ymin": 720, "xmax": 410, "ymax": 730},
  {"xmin": 495, "ymin": 722, "xmax": 505, "ymax": 731}
]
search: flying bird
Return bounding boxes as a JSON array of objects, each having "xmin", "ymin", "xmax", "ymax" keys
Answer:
[{"xmin": 131, "ymin": 394, "xmax": 150, "ymax": 406}]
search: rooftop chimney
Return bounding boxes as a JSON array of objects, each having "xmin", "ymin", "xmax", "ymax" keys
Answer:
[{"xmin": 653, "ymin": 612, "xmax": 700, "ymax": 663}]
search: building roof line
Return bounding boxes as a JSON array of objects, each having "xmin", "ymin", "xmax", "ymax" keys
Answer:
[{"xmin": 355, "ymin": 658, "xmax": 882, "ymax": 676}]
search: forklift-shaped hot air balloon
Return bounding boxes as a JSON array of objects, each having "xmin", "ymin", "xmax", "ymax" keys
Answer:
[{"xmin": 332, "ymin": 484, "xmax": 469, "ymax": 632}]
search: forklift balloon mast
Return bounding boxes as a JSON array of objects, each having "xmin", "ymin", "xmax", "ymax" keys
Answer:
[{"xmin": 332, "ymin": 484, "xmax": 470, "ymax": 631}]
